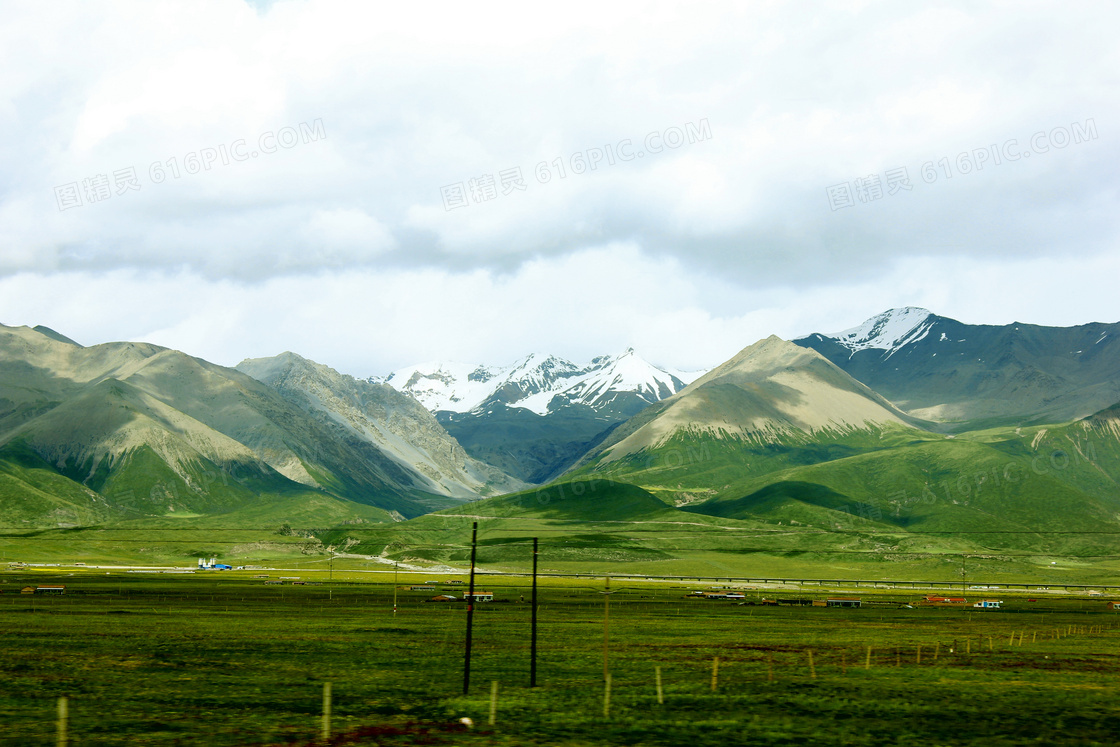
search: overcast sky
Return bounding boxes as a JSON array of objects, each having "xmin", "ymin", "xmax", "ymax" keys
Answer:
[{"xmin": 1, "ymin": 1, "xmax": 1117, "ymax": 377}]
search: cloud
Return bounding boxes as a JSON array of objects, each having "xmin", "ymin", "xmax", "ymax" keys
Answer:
[
  {"xmin": 1, "ymin": 245, "xmax": 1117, "ymax": 380},
  {"xmin": 0, "ymin": 1, "xmax": 1116, "ymax": 370}
]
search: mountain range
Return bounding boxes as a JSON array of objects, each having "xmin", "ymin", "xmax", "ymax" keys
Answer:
[
  {"xmin": 378, "ymin": 349, "xmax": 702, "ymax": 483},
  {"xmin": 794, "ymin": 307, "xmax": 1120, "ymax": 430},
  {"xmin": 0, "ymin": 324, "xmax": 522, "ymax": 529},
  {"xmin": 4, "ymin": 306, "xmax": 1120, "ymax": 572},
  {"xmin": 556, "ymin": 320, "xmax": 1120, "ymax": 559}
]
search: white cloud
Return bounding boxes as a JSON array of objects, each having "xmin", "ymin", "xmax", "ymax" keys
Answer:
[
  {"xmin": 0, "ymin": 0, "xmax": 1117, "ymax": 372},
  {"xmin": 1, "ymin": 246, "xmax": 1118, "ymax": 380}
]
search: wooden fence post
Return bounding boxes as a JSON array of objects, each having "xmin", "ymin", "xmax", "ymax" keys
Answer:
[
  {"xmin": 655, "ymin": 666, "xmax": 664, "ymax": 705},
  {"xmin": 321, "ymin": 682, "xmax": 332, "ymax": 744},
  {"xmin": 57, "ymin": 696, "xmax": 68, "ymax": 747},
  {"xmin": 807, "ymin": 650, "xmax": 816, "ymax": 679},
  {"xmin": 489, "ymin": 681, "xmax": 498, "ymax": 726}
]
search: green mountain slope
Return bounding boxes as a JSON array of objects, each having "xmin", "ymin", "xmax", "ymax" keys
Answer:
[
  {"xmin": 0, "ymin": 323, "xmax": 455, "ymax": 527},
  {"xmin": 680, "ymin": 435, "xmax": 1120, "ymax": 554},
  {"xmin": 0, "ymin": 440, "xmax": 115, "ymax": 527},
  {"xmin": 437, "ymin": 404, "xmax": 622, "ymax": 484},
  {"xmin": 550, "ymin": 332, "xmax": 1120, "ymax": 562}
]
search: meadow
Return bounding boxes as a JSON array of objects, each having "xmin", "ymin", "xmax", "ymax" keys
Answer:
[{"xmin": 2, "ymin": 567, "xmax": 1119, "ymax": 745}]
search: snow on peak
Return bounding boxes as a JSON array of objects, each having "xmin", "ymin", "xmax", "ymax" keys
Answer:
[
  {"xmin": 379, "ymin": 349, "xmax": 696, "ymax": 416},
  {"xmin": 829, "ymin": 307, "xmax": 935, "ymax": 356},
  {"xmin": 380, "ymin": 361, "xmax": 501, "ymax": 412}
]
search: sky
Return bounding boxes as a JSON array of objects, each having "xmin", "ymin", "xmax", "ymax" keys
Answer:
[{"xmin": 1, "ymin": 0, "xmax": 1117, "ymax": 378}]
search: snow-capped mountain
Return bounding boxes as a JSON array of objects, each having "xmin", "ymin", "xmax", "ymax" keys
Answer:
[
  {"xmin": 823, "ymin": 307, "xmax": 935, "ymax": 357},
  {"xmin": 380, "ymin": 349, "xmax": 701, "ymax": 417},
  {"xmin": 377, "ymin": 350, "xmax": 706, "ymax": 484}
]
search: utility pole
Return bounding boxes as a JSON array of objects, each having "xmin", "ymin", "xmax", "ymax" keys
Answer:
[
  {"xmin": 531, "ymin": 537, "xmax": 539, "ymax": 688},
  {"xmin": 463, "ymin": 521, "xmax": 479, "ymax": 695},
  {"xmin": 393, "ymin": 562, "xmax": 398, "ymax": 616}
]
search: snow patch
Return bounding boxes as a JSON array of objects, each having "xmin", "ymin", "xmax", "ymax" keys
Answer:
[
  {"xmin": 828, "ymin": 307, "xmax": 934, "ymax": 356},
  {"xmin": 379, "ymin": 349, "xmax": 700, "ymax": 416}
]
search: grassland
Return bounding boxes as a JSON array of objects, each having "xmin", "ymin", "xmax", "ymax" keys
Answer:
[
  {"xmin": 2, "ymin": 567, "xmax": 1120, "ymax": 745},
  {"xmin": 308, "ymin": 479, "xmax": 1120, "ymax": 587},
  {"xmin": 6, "ymin": 476, "xmax": 1120, "ymax": 587}
]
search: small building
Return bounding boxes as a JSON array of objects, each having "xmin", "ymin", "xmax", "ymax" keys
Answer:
[
  {"xmin": 465, "ymin": 592, "xmax": 494, "ymax": 602},
  {"xmin": 264, "ymin": 580, "xmax": 283, "ymax": 585},
  {"xmin": 407, "ymin": 586, "xmax": 430, "ymax": 591},
  {"xmin": 1107, "ymin": 601, "xmax": 1120, "ymax": 611},
  {"xmin": 973, "ymin": 599, "xmax": 1002, "ymax": 609},
  {"xmin": 21, "ymin": 586, "xmax": 36, "ymax": 594},
  {"xmin": 826, "ymin": 598, "xmax": 861, "ymax": 608},
  {"xmin": 812, "ymin": 600, "xmax": 827, "ymax": 607},
  {"xmin": 778, "ymin": 598, "xmax": 813, "ymax": 606},
  {"xmin": 34, "ymin": 585, "xmax": 66, "ymax": 595},
  {"xmin": 427, "ymin": 595, "xmax": 457, "ymax": 602}
]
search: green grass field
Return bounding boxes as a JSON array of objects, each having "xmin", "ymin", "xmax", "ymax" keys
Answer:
[{"xmin": 2, "ymin": 568, "xmax": 1119, "ymax": 745}]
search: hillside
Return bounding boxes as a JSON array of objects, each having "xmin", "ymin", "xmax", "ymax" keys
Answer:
[
  {"xmin": 554, "ymin": 334, "xmax": 1120, "ymax": 559},
  {"xmin": 679, "ymin": 431, "xmax": 1120, "ymax": 555},
  {"xmin": 237, "ymin": 352, "xmax": 525, "ymax": 499},
  {"xmin": 794, "ymin": 308, "xmax": 1120, "ymax": 430},
  {"xmin": 578, "ymin": 335, "xmax": 927, "ymax": 468},
  {"xmin": 0, "ymin": 323, "xmax": 500, "ymax": 529},
  {"xmin": 317, "ymin": 478, "xmax": 868, "ymax": 573}
]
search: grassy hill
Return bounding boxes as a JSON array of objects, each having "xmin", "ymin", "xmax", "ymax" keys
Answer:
[
  {"xmin": 0, "ymin": 323, "xmax": 485, "ymax": 532},
  {"xmin": 311, "ymin": 470, "xmax": 1120, "ymax": 583}
]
